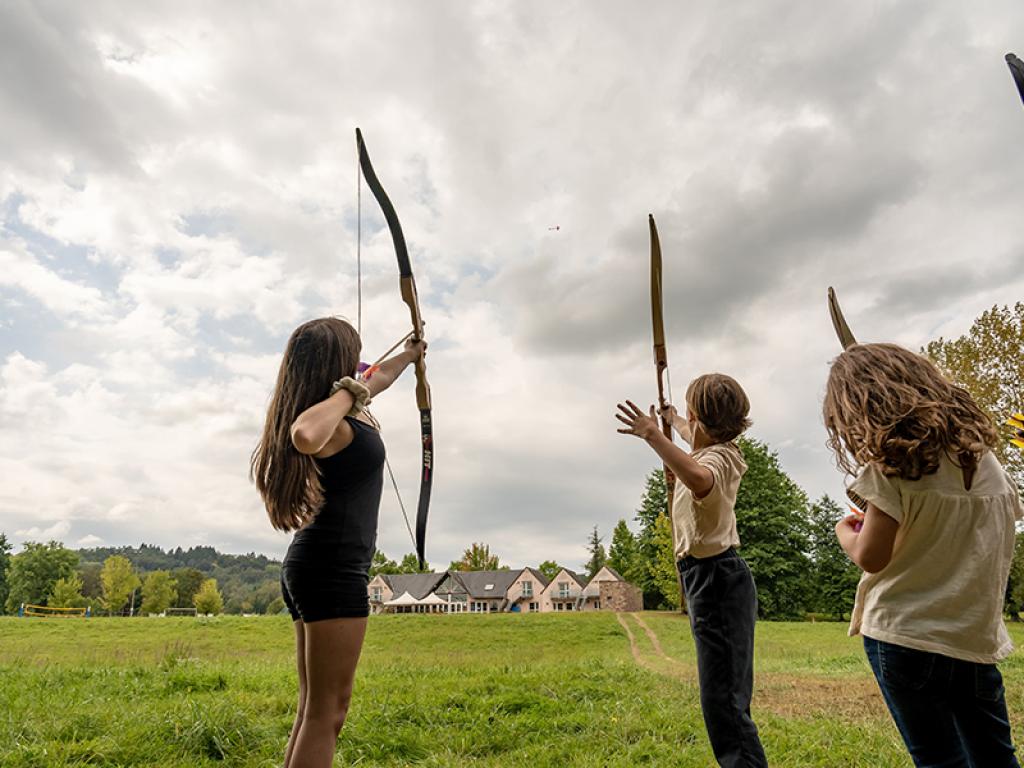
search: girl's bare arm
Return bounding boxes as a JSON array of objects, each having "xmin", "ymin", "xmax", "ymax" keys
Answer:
[{"xmin": 835, "ymin": 503, "xmax": 898, "ymax": 573}]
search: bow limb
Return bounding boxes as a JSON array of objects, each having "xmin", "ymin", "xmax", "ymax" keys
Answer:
[
  {"xmin": 649, "ymin": 215, "xmax": 677, "ymax": 509},
  {"xmin": 356, "ymin": 128, "xmax": 433, "ymax": 570},
  {"xmin": 1007, "ymin": 53, "xmax": 1024, "ymax": 108},
  {"xmin": 827, "ymin": 286, "xmax": 857, "ymax": 350}
]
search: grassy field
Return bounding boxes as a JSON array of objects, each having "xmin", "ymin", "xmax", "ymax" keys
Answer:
[{"xmin": 3, "ymin": 613, "xmax": 1024, "ymax": 767}]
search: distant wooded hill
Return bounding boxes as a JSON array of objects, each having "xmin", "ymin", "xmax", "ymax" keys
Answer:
[{"xmin": 76, "ymin": 544, "xmax": 283, "ymax": 615}]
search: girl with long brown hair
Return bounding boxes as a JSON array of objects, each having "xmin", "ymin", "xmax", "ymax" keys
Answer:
[
  {"xmin": 251, "ymin": 316, "xmax": 425, "ymax": 767},
  {"xmin": 825, "ymin": 342, "xmax": 1022, "ymax": 767}
]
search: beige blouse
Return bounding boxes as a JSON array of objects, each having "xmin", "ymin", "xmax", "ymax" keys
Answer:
[
  {"xmin": 848, "ymin": 451, "xmax": 1023, "ymax": 663},
  {"xmin": 672, "ymin": 441, "xmax": 746, "ymax": 560}
]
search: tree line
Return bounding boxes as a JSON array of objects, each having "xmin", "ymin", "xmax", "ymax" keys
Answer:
[{"xmin": 0, "ymin": 304, "xmax": 1019, "ymax": 619}]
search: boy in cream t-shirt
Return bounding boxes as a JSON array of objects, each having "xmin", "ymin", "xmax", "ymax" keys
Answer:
[{"xmin": 617, "ymin": 373, "xmax": 767, "ymax": 768}]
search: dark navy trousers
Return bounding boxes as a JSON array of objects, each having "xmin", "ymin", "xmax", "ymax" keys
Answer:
[{"xmin": 679, "ymin": 549, "xmax": 768, "ymax": 768}]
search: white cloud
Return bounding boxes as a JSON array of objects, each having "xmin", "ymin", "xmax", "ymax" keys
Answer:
[{"xmin": 0, "ymin": 1, "xmax": 1022, "ymax": 570}]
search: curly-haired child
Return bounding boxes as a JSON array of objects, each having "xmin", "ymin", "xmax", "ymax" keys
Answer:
[{"xmin": 825, "ymin": 342, "xmax": 1023, "ymax": 767}]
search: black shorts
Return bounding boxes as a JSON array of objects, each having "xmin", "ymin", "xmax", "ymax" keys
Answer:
[{"xmin": 280, "ymin": 566, "xmax": 370, "ymax": 623}]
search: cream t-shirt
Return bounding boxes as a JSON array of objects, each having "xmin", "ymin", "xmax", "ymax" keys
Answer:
[
  {"xmin": 672, "ymin": 441, "xmax": 746, "ymax": 560},
  {"xmin": 848, "ymin": 451, "xmax": 1024, "ymax": 663}
]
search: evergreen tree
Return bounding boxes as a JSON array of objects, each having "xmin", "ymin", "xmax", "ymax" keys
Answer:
[
  {"xmin": 583, "ymin": 526, "xmax": 608, "ymax": 579},
  {"xmin": 608, "ymin": 519, "xmax": 642, "ymax": 583},
  {"xmin": 807, "ymin": 495, "xmax": 861, "ymax": 620},
  {"xmin": 734, "ymin": 438, "xmax": 812, "ymax": 619}
]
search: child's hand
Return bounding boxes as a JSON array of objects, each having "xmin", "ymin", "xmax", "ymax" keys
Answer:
[
  {"xmin": 616, "ymin": 400, "xmax": 660, "ymax": 440},
  {"xmin": 404, "ymin": 338, "xmax": 428, "ymax": 362},
  {"xmin": 836, "ymin": 512, "xmax": 864, "ymax": 536}
]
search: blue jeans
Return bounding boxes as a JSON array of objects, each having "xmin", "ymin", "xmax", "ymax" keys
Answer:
[{"xmin": 864, "ymin": 636, "xmax": 1020, "ymax": 768}]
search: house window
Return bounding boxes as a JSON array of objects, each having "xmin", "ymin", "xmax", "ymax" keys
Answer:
[
  {"xmin": 521, "ymin": 581, "xmax": 533, "ymax": 598},
  {"xmin": 370, "ymin": 587, "xmax": 382, "ymax": 601},
  {"xmin": 529, "ymin": 602, "xmax": 538, "ymax": 612},
  {"xmin": 558, "ymin": 582, "xmax": 570, "ymax": 598}
]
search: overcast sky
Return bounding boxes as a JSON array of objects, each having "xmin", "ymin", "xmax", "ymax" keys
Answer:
[{"xmin": 1, "ymin": 1, "xmax": 1022, "ymax": 571}]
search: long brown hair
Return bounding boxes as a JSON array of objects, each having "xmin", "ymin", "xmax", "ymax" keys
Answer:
[
  {"xmin": 823, "ymin": 343, "xmax": 997, "ymax": 480},
  {"xmin": 686, "ymin": 373, "xmax": 752, "ymax": 443},
  {"xmin": 251, "ymin": 317, "xmax": 361, "ymax": 531}
]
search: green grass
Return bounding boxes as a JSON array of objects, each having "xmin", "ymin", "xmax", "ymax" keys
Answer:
[{"xmin": 2, "ymin": 613, "xmax": 1023, "ymax": 766}]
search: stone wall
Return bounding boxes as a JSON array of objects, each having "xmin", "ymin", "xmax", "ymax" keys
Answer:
[{"xmin": 599, "ymin": 580, "xmax": 643, "ymax": 612}]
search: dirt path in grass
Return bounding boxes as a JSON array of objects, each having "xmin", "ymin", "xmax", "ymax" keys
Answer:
[
  {"xmin": 617, "ymin": 612, "xmax": 887, "ymax": 722},
  {"xmin": 629, "ymin": 612, "xmax": 678, "ymax": 664},
  {"xmin": 615, "ymin": 612, "xmax": 655, "ymax": 672}
]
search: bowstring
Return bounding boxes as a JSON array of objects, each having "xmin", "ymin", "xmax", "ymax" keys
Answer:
[
  {"xmin": 357, "ymin": 140, "xmax": 417, "ymax": 556},
  {"xmin": 357, "ymin": 153, "xmax": 362, "ymax": 336}
]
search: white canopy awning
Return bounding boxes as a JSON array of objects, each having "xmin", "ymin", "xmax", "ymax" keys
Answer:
[
  {"xmin": 419, "ymin": 593, "xmax": 448, "ymax": 605},
  {"xmin": 384, "ymin": 591, "xmax": 419, "ymax": 606}
]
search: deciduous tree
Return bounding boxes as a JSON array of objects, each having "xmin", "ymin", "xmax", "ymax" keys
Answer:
[
  {"xmin": 537, "ymin": 560, "xmax": 561, "ymax": 582},
  {"xmin": 100, "ymin": 555, "xmax": 141, "ymax": 615},
  {"xmin": 4, "ymin": 541, "xmax": 78, "ymax": 613},
  {"xmin": 49, "ymin": 573, "xmax": 88, "ymax": 609},
  {"xmin": 924, "ymin": 302, "xmax": 1024, "ymax": 487},
  {"xmin": 141, "ymin": 570, "xmax": 178, "ymax": 615},
  {"xmin": 735, "ymin": 438, "xmax": 812, "ymax": 619},
  {"xmin": 450, "ymin": 543, "xmax": 501, "ymax": 571},
  {"xmin": 194, "ymin": 578, "xmax": 224, "ymax": 615},
  {"xmin": 806, "ymin": 495, "xmax": 861, "ymax": 621}
]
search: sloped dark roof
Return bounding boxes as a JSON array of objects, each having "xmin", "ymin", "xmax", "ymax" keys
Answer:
[
  {"xmin": 451, "ymin": 570, "xmax": 519, "ymax": 598},
  {"xmin": 549, "ymin": 568, "xmax": 587, "ymax": 588},
  {"xmin": 382, "ymin": 572, "xmax": 447, "ymax": 600},
  {"xmin": 518, "ymin": 566, "xmax": 550, "ymax": 588}
]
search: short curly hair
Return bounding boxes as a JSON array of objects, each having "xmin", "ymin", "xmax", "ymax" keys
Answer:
[
  {"xmin": 686, "ymin": 373, "xmax": 752, "ymax": 443},
  {"xmin": 823, "ymin": 343, "xmax": 997, "ymax": 480}
]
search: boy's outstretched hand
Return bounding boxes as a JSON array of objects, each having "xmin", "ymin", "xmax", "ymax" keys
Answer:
[{"xmin": 616, "ymin": 400, "xmax": 659, "ymax": 440}]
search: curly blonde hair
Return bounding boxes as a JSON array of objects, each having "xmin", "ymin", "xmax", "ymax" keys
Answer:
[
  {"xmin": 823, "ymin": 343, "xmax": 997, "ymax": 479},
  {"xmin": 686, "ymin": 373, "xmax": 752, "ymax": 443}
]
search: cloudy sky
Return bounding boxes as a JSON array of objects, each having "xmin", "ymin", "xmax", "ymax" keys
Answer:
[{"xmin": 1, "ymin": 1, "xmax": 1022, "ymax": 570}]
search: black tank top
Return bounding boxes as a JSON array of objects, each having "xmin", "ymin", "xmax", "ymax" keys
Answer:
[{"xmin": 285, "ymin": 417, "xmax": 386, "ymax": 576}]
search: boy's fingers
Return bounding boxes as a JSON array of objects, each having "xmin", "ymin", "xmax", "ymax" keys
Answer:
[
  {"xmin": 615, "ymin": 414, "xmax": 634, "ymax": 427},
  {"xmin": 624, "ymin": 400, "xmax": 645, "ymax": 417}
]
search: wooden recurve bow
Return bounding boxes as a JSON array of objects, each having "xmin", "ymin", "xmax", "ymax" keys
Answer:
[{"xmin": 356, "ymin": 128, "xmax": 434, "ymax": 570}]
